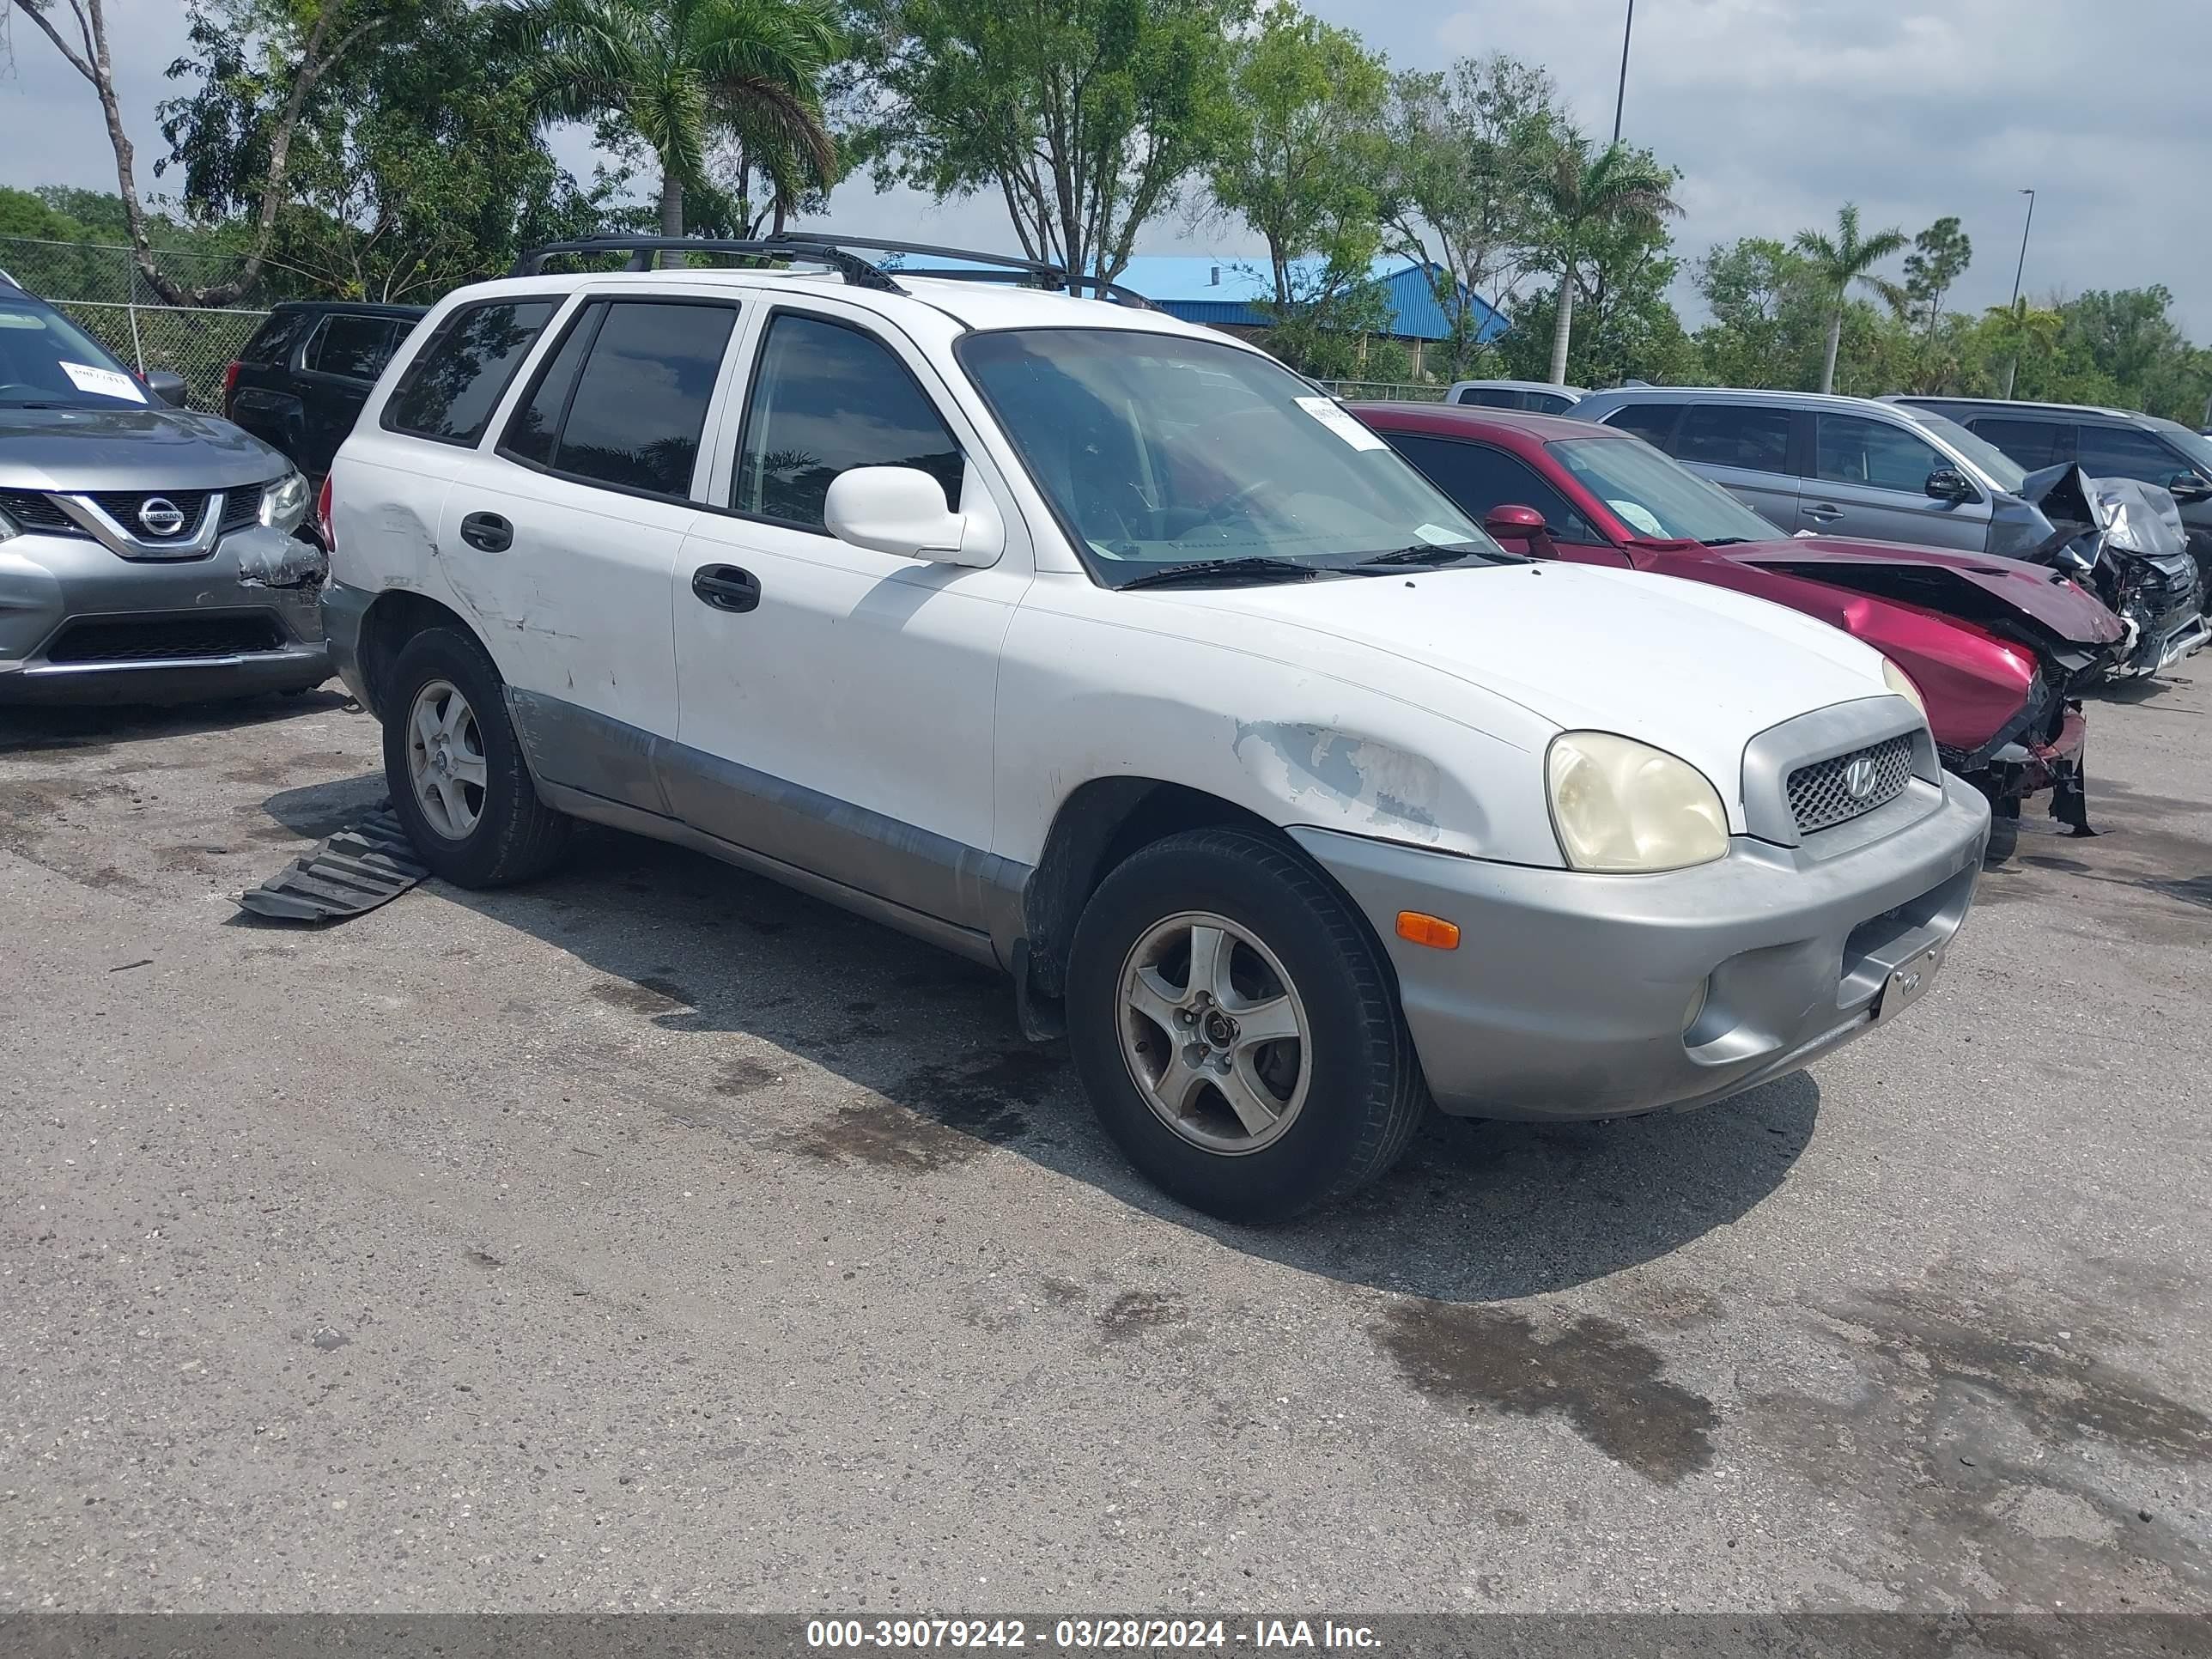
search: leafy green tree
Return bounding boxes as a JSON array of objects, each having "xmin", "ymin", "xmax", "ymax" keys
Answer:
[
  {"xmin": 1531, "ymin": 134, "xmax": 1680, "ymax": 386},
  {"xmin": 843, "ymin": 0, "xmax": 1245, "ymax": 285},
  {"xmin": 1983, "ymin": 296, "xmax": 2066, "ymax": 399},
  {"xmin": 504, "ymin": 0, "xmax": 840, "ymax": 250},
  {"xmin": 1792, "ymin": 202, "xmax": 1906, "ymax": 394},
  {"xmin": 1901, "ymin": 216, "xmax": 1970, "ymax": 342},
  {"xmin": 6, "ymin": 0, "xmax": 408, "ymax": 305},
  {"xmin": 1692, "ymin": 236, "xmax": 1806, "ymax": 386},
  {"xmin": 161, "ymin": 0, "xmax": 611, "ymax": 301},
  {"xmin": 1380, "ymin": 53, "xmax": 1558, "ymax": 376},
  {"xmin": 1206, "ymin": 5, "xmax": 1388, "ymax": 311}
]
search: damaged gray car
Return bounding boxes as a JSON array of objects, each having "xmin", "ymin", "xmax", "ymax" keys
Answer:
[{"xmin": 0, "ymin": 273, "xmax": 329, "ymax": 705}]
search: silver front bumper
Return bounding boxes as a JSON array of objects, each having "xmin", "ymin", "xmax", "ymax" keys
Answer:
[
  {"xmin": 0, "ymin": 525, "xmax": 329, "ymax": 704},
  {"xmin": 1295, "ymin": 769, "xmax": 1991, "ymax": 1122}
]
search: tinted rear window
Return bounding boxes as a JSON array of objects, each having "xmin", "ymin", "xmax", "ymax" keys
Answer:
[
  {"xmin": 307, "ymin": 313, "xmax": 401, "ymax": 380},
  {"xmin": 1967, "ymin": 416, "xmax": 2069, "ymax": 472},
  {"xmin": 1674, "ymin": 404, "xmax": 1792, "ymax": 474},
  {"xmin": 501, "ymin": 299, "xmax": 737, "ymax": 498},
  {"xmin": 384, "ymin": 298, "xmax": 558, "ymax": 445},
  {"xmin": 1601, "ymin": 401, "xmax": 1683, "ymax": 447},
  {"xmin": 240, "ymin": 312, "xmax": 307, "ymax": 367}
]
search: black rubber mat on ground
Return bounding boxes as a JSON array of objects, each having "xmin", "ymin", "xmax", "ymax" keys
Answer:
[{"xmin": 236, "ymin": 803, "xmax": 428, "ymax": 922}]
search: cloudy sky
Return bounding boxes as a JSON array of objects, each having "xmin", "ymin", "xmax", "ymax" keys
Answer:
[{"xmin": 3, "ymin": 0, "xmax": 2207, "ymax": 331}]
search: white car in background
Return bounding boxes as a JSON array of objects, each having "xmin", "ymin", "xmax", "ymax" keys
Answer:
[{"xmin": 320, "ymin": 234, "xmax": 1989, "ymax": 1222}]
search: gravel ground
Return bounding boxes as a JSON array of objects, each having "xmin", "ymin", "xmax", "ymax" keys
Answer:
[{"xmin": 0, "ymin": 672, "xmax": 2205, "ymax": 1614}]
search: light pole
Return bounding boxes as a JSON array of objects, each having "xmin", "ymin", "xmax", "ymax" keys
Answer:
[
  {"xmin": 1612, "ymin": 0, "xmax": 1636, "ymax": 146},
  {"xmin": 2005, "ymin": 187, "xmax": 2036, "ymax": 398}
]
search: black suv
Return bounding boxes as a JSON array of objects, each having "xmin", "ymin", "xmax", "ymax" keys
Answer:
[{"xmin": 225, "ymin": 301, "xmax": 426, "ymax": 482}]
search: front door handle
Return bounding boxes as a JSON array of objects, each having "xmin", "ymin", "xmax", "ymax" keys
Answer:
[
  {"xmin": 459, "ymin": 511, "xmax": 513, "ymax": 552},
  {"xmin": 1802, "ymin": 502, "xmax": 1843, "ymax": 523},
  {"xmin": 691, "ymin": 563, "xmax": 761, "ymax": 614}
]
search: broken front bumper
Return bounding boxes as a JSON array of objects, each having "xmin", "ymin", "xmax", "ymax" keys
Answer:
[
  {"xmin": 1292, "ymin": 770, "xmax": 1990, "ymax": 1121},
  {"xmin": 0, "ymin": 525, "xmax": 330, "ymax": 705}
]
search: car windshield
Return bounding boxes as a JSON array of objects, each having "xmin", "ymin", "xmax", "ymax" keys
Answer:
[
  {"xmin": 2149, "ymin": 418, "xmax": 2212, "ymax": 476},
  {"xmin": 1899, "ymin": 409, "xmax": 2027, "ymax": 495},
  {"xmin": 957, "ymin": 328, "xmax": 1493, "ymax": 583},
  {"xmin": 0, "ymin": 299, "xmax": 147, "ymax": 408},
  {"xmin": 1546, "ymin": 434, "xmax": 1780, "ymax": 544}
]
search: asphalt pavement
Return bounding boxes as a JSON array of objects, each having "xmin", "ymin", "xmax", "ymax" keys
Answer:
[{"xmin": 0, "ymin": 673, "xmax": 2206, "ymax": 1613}]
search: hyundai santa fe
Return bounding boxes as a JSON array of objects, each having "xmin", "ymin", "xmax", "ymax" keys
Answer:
[{"xmin": 320, "ymin": 234, "xmax": 1990, "ymax": 1222}]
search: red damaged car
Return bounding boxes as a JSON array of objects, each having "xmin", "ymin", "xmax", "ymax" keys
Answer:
[{"xmin": 1354, "ymin": 403, "xmax": 2126, "ymax": 831}]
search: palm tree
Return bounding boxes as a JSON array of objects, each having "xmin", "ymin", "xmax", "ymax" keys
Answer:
[
  {"xmin": 1985, "ymin": 296, "xmax": 2063, "ymax": 399},
  {"xmin": 1793, "ymin": 203, "xmax": 1907, "ymax": 394},
  {"xmin": 1536, "ymin": 135, "xmax": 1680, "ymax": 386},
  {"xmin": 504, "ymin": 0, "xmax": 840, "ymax": 257}
]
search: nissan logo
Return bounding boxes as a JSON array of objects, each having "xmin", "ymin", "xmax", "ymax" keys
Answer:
[
  {"xmin": 137, "ymin": 496, "xmax": 187, "ymax": 538},
  {"xmin": 1843, "ymin": 757, "xmax": 1879, "ymax": 801}
]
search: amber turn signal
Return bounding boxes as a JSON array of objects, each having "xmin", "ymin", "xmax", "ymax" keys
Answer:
[{"xmin": 1395, "ymin": 911, "xmax": 1461, "ymax": 950}]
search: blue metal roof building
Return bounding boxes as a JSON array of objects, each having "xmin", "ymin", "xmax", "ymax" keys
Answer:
[{"xmin": 1112, "ymin": 255, "xmax": 1508, "ymax": 345}]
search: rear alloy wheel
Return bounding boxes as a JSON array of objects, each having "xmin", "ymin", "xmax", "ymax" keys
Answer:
[
  {"xmin": 1067, "ymin": 827, "xmax": 1425, "ymax": 1223},
  {"xmin": 405, "ymin": 678, "xmax": 488, "ymax": 841},
  {"xmin": 381, "ymin": 626, "xmax": 571, "ymax": 888}
]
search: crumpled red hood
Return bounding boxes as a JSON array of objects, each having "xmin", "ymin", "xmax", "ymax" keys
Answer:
[{"xmin": 1717, "ymin": 536, "xmax": 2125, "ymax": 647}]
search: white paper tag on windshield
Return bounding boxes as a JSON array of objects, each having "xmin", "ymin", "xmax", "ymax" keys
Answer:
[
  {"xmin": 1295, "ymin": 396, "xmax": 1386, "ymax": 451},
  {"xmin": 60, "ymin": 361, "xmax": 146, "ymax": 403},
  {"xmin": 1413, "ymin": 523, "xmax": 1466, "ymax": 545}
]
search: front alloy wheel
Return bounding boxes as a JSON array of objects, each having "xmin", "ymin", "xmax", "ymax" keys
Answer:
[{"xmin": 1119, "ymin": 910, "xmax": 1310, "ymax": 1154}]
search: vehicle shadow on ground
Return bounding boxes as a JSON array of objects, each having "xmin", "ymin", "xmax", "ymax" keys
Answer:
[
  {"xmin": 0, "ymin": 686, "xmax": 352, "ymax": 758},
  {"xmin": 263, "ymin": 796, "xmax": 1819, "ymax": 1307}
]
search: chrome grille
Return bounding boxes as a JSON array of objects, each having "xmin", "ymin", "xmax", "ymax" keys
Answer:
[
  {"xmin": 218, "ymin": 483, "xmax": 264, "ymax": 532},
  {"xmin": 0, "ymin": 489, "xmax": 85, "ymax": 536},
  {"xmin": 1787, "ymin": 734, "xmax": 1914, "ymax": 835},
  {"xmin": 88, "ymin": 489, "xmax": 210, "ymax": 540}
]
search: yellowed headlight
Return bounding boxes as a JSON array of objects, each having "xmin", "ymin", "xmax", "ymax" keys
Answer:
[
  {"xmin": 1546, "ymin": 732, "xmax": 1729, "ymax": 873},
  {"xmin": 1882, "ymin": 658, "xmax": 1927, "ymax": 718}
]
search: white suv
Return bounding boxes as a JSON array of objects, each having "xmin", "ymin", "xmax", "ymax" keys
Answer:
[{"xmin": 322, "ymin": 235, "xmax": 1990, "ymax": 1222}]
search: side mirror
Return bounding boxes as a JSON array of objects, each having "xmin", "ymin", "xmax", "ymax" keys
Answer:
[
  {"xmin": 143, "ymin": 368, "xmax": 189, "ymax": 408},
  {"xmin": 1924, "ymin": 465, "xmax": 1975, "ymax": 503},
  {"xmin": 824, "ymin": 465, "xmax": 1001, "ymax": 568},
  {"xmin": 2166, "ymin": 471, "xmax": 2211, "ymax": 503},
  {"xmin": 1482, "ymin": 503, "xmax": 1549, "ymax": 543}
]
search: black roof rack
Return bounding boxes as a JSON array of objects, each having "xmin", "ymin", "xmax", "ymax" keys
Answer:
[{"xmin": 507, "ymin": 232, "xmax": 1158, "ymax": 310}]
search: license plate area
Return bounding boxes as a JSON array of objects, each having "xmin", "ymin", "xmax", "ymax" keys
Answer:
[{"xmin": 1874, "ymin": 943, "xmax": 1945, "ymax": 1024}]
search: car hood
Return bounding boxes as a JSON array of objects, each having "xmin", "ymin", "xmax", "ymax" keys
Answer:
[
  {"xmin": 1716, "ymin": 536, "xmax": 2126, "ymax": 647},
  {"xmin": 1139, "ymin": 559, "xmax": 1893, "ymax": 798},
  {"xmin": 0, "ymin": 404, "xmax": 287, "ymax": 489}
]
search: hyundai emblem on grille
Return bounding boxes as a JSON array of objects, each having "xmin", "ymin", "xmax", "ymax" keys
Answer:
[
  {"xmin": 137, "ymin": 497, "xmax": 186, "ymax": 537},
  {"xmin": 1844, "ymin": 757, "xmax": 1878, "ymax": 801}
]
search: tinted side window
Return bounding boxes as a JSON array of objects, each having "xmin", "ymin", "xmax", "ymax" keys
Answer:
[
  {"xmin": 2075, "ymin": 423, "xmax": 2189, "ymax": 485},
  {"xmin": 1675, "ymin": 404, "xmax": 1792, "ymax": 474},
  {"xmin": 1603, "ymin": 401, "xmax": 1686, "ymax": 448},
  {"xmin": 240, "ymin": 312, "xmax": 306, "ymax": 367},
  {"xmin": 523, "ymin": 300, "xmax": 737, "ymax": 498},
  {"xmin": 307, "ymin": 314, "xmax": 400, "ymax": 380},
  {"xmin": 734, "ymin": 313, "xmax": 964, "ymax": 527},
  {"xmin": 384, "ymin": 298, "xmax": 558, "ymax": 444},
  {"xmin": 1460, "ymin": 387, "xmax": 1516, "ymax": 408},
  {"xmin": 1968, "ymin": 417, "xmax": 2070, "ymax": 471},
  {"xmin": 1385, "ymin": 434, "xmax": 1601, "ymax": 543},
  {"xmin": 1814, "ymin": 413, "xmax": 1942, "ymax": 492},
  {"xmin": 501, "ymin": 303, "xmax": 601, "ymax": 470}
]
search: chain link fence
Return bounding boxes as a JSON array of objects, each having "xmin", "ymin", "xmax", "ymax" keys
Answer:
[{"xmin": 3, "ymin": 234, "xmax": 268, "ymax": 410}]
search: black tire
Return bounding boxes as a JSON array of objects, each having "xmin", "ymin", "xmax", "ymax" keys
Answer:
[
  {"xmin": 1066, "ymin": 827, "xmax": 1425, "ymax": 1224},
  {"xmin": 381, "ymin": 626, "xmax": 570, "ymax": 887}
]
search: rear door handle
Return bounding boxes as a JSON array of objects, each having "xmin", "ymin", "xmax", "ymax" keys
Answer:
[
  {"xmin": 691, "ymin": 563, "xmax": 761, "ymax": 613},
  {"xmin": 1802, "ymin": 502, "xmax": 1843, "ymax": 522},
  {"xmin": 459, "ymin": 511, "xmax": 513, "ymax": 552}
]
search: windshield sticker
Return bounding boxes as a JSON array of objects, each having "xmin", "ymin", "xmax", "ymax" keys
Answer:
[
  {"xmin": 60, "ymin": 361, "xmax": 146, "ymax": 403},
  {"xmin": 1607, "ymin": 499, "xmax": 1664, "ymax": 537},
  {"xmin": 0, "ymin": 313, "xmax": 47, "ymax": 330},
  {"xmin": 1294, "ymin": 396, "xmax": 1387, "ymax": 451},
  {"xmin": 1413, "ymin": 523, "xmax": 1466, "ymax": 545}
]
